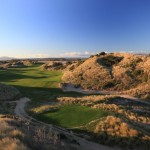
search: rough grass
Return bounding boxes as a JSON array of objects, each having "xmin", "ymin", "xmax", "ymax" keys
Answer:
[
  {"xmin": 0, "ymin": 84, "xmax": 21, "ymax": 101},
  {"xmin": 93, "ymin": 116, "xmax": 150, "ymax": 148},
  {"xmin": 35, "ymin": 105, "xmax": 109, "ymax": 128},
  {"xmin": 0, "ymin": 115, "xmax": 71, "ymax": 150},
  {"xmin": 0, "ymin": 117, "xmax": 29, "ymax": 150},
  {"xmin": 62, "ymin": 53, "xmax": 150, "ymax": 99}
]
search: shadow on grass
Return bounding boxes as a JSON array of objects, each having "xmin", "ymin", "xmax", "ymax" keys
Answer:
[
  {"xmin": 0, "ymin": 70, "xmax": 49, "ymax": 82},
  {"xmin": 12, "ymin": 85, "xmax": 85, "ymax": 102}
]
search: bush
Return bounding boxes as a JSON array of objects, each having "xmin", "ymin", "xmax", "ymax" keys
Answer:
[
  {"xmin": 98, "ymin": 55, "xmax": 123, "ymax": 67},
  {"xmin": 103, "ymin": 81, "xmax": 115, "ymax": 89},
  {"xmin": 133, "ymin": 69, "xmax": 143, "ymax": 76}
]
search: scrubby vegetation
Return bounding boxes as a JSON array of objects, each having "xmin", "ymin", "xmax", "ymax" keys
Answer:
[
  {"xmin": 57, "ymin": 95, "xmax": 150, "ymax": 149},
  {"xmin": 0, "ymin": 84, "xmax": 21, "ymax": 101},
  {"xmin": 62, "ymin": 53, "xmax": 150, "ymax": 100},
  {"xmin": 0, "ymin": 115, "xmax": 72, "ymax": 150},
  {"xmin": 0, "ymin": 60, "xmax": 34, "ymax": 70},
  {"xmin": 93, "ymin": 116, "xmax": 150, "ymax": 148},
  {"xmin": 41, "ymin": 62, "xmax": 64, "ymax": 70},
  {"xmin": 0, "ymin": 55, "xmax": 149, "ymax": 150}
]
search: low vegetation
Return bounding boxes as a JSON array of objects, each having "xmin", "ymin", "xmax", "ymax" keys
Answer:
[
  {"xmin": 93, "ymin": 116, "xmax": 150, "ymax": 148},
  {"xmin": 0, "ymin": 115, "xmax": 73, "ymax": 150},
  {"xmin": 56, "ymin": 94, "xmax": 150, "ymax": 149},
  {"xmin": 62, "ymin": 53, "xmax": 150, "ymax": 100},
  {"xmin": 0, "ymin": 55, "xmax": 149, "ymax": 150},
  {"xmin": 0, "ymin": 84, "xmax": 21, "ymax": 101}
]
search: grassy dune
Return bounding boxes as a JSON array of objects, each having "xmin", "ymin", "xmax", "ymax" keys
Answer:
[{"xmin": 63, "ymin": 53, "xmax": 150, "ymax": 100}]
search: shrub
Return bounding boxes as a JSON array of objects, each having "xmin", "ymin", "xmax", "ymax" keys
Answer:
[
  {"xmin": 133, "ymin": 69, "xmax": 143, "ymax": 76},
  {"xmin": 103, "ymin": 81, "xmax": 115, "ymax": 89},
  {"xmin": 98, "ymin": 55, "xmax": 123, "ymax": 67}
]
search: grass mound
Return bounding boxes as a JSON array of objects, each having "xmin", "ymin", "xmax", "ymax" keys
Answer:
[{"xmin": 0, "ymin": 84, "xmax": 21, "ymax": 101}]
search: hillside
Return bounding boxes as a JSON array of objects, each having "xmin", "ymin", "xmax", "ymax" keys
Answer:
[
  {"xmin": 62, "ymin": 53, "xmax": 150, "ymax": 100},
  {"xmin": 0, "ymin": 64, "xmax": 150, "ymax": 150}
]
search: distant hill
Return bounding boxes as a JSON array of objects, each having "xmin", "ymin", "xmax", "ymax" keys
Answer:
[
  {"xmin": 0, "ymin": 56, "xmax": 14, "ymax": 61},
  {"xmin": 63, "ymin": 52, "xmax": 150, "ymax": 100}
]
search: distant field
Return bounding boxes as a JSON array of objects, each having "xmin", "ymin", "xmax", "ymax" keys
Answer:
[{"xmin": 35, "ymin": 105, "xmax": 109, "ymax": 128}]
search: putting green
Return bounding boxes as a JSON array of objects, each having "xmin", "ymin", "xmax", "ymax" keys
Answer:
[{"xmin": 35, "ymin": 105, "xmax": 109, "ymax": 128}]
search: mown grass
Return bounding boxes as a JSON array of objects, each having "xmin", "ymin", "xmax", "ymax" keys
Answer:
[
  {"xmin": 35, "ymin": 105, "xmax": 109, "ymax": 128},
  {"xmin": 0, "ymin": 65, "xmax": 109, "ymax": 129},
  {"xmin": 0, "ymin": 64, "xmax": 83, "ymax": 102}
]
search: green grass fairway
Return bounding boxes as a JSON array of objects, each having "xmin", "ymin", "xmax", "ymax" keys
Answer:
[
  {"xmin": 35, "ymin": 105, "xmax": 109, "ymax": 128},
  {"xmin": 0, "ymin": 65, "xmax": 82, "ymax": 101},
  {"xmin": 0, "ymin": 65, "xmax": 62, "ymax": 88}
]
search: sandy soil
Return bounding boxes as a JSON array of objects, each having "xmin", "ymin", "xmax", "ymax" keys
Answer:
[{"xmin": 62, "ymin": 83, "xmax": 150, "ymax": 105}]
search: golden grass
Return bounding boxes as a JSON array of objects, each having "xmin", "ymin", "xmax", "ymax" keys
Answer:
[
  {"xmin": 93, "ymin": 115, "xmax": 150, "ymax": 147},
  {"xmin": 95, "ymin": 116, "xmax": 137, "ymax": 137},
  {"xmin": 57, "ymin": 95, "xmax": 118, "ymax": 106},
  {"xmin": 0, "ymin": 116, "xmax": 63, "ymax": 150},
  {"xmin": 0, "ymin": 137, "xmax": 28, "ymax": 150},
  {"xmin": 62, "ymin": 52, "xmax": 150, "ymax": 99},
  {"xmin": 30, "ymin": 104, "xmax": 59, "ymax": 114}
]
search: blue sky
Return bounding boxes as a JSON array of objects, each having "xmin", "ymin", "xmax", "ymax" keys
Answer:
[{"xmin": 0, "ymin": 0, "xmax": 150, "ymax": 58}]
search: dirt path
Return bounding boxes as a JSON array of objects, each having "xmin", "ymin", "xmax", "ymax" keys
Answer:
[
  {"xmin": 62, "ymin": 83, "xmax": 150, "ymax": 105},
  {"xmin": 14, "ymin": 97, "xmax": 30, "ymax": 119},
  {"xmin": 14, "ymin": 97, "xmax": 119, "ymax": 150}
]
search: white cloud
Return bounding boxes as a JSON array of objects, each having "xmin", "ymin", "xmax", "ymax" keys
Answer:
[
  {"xmin": 60, "ymin": 51, "xmax": 93, "ymax": 57},
  {"xmin": 15, "ymin": 54, "xmax": 50, "ymax": 58},
  {"xmin": 60, "ymin": 52, "xmax": 81, "ymax": 57},
  {"xmin": 84, "ymin": 51, "xmax": 90, "ymax": 55}
]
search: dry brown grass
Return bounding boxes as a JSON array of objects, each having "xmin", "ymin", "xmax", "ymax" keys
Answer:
[
  {"xmin": 95, "ymin": 116, "xmax": 139, "ymax": 137},
  {"xmin": 30, "ymin": 104, "xmax": 59, "ymax": 114},
  {"xmin": 57, "ymin": 95, "xmax": 118, "ymax": 106},
  {"xmin": 0, "ymin": 137, "xmax": 29, "ymax": 150},
  {"xmin": 22, "ymin": 60, "xmax": 33, "ymax": 66},
  {"xmin": 62, "ymin": 52, "xmax": 150, "ymax": 99},
  {"xmin": 93, "ymin": 116, "xmax": 150, "ymax": 148},
  {"xmin": 0, "ymin": 117, "xmax": 29, "ymax": 150},
  {"xmin": 124, "ymin": 83, "xmax": 150, "ymax": 100},
  {"xmin": 0, "ymin": 116, "xmax": 64, "ymax": 150}
]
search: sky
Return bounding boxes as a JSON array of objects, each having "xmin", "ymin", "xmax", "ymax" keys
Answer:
[{"xmin": 0, "ymin": 0, "xmax": 150, "ymax": 58}]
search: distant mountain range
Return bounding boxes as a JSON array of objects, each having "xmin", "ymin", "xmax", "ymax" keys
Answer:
[{"xmin": 0, "ymin": 56, "xmax": 15, "ymax": 61}]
